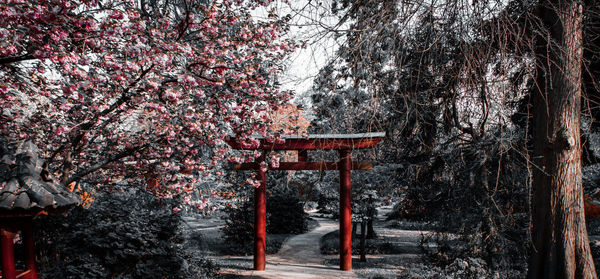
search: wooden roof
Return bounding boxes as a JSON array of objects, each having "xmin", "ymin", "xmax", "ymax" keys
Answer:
[
  {"xmin": 0, "ymin": 141, "xmax": 81, "ymax": 217},
  {"xmin": 226, "ymin": 132, "xmax": 385, "ymax": 150}
]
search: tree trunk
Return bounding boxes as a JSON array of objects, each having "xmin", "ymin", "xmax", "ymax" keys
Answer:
[{"xmin": 528, "ymin": 0, "xmax": 596, "ymax": 278}]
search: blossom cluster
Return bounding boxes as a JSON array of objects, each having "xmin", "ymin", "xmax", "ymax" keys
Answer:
[{"xmin": 0, "ymin": 0, "xmax": 296, "ymax": 197}]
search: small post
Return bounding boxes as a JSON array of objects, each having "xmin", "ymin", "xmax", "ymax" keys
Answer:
[
  {"xmin": 338, "ymin": 149, "xmax": 352, "ymax": 270},
  {"xmin": 366, "ymin": 219, "xmax": 376, "ymax": 239},
  {"xmin": 23, "ymin": 222, "xmax": 37, "ymax": 279},
  {"xmin": 366, "ymin": 194, "xmax": 376, "ymax": 239},
  {"xmin": 1, "ymin": 227, "xmax": 16, "ymax": 279},
  {"xmin": 254, "ymin": 154, "xmax": 267, "ymax": 271},
  {"xmin": 360, "ymin": 221, "xmax": 366, "ymax": 262}
]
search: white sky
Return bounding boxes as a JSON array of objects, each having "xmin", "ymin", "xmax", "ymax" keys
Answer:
[{"xmin": 253, "ymin": 1, "xmax": 344, "ymax": 96}]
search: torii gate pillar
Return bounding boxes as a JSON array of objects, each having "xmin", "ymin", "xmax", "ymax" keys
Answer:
[
  {"xmin": 338, "ymin": 149, "xmax": 352, "ymax": 270},
  {"xmin": 254, "ymin": 156, "xmax": 267, "ymax": 270}
]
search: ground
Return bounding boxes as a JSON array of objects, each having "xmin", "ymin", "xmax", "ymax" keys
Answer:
[{"xmin": 183, "ymin": 205, "xmax": 433, "ymax": 279}]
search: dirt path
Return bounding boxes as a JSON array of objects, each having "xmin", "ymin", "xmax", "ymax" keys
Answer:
[
  {"xmin": 216, "ymin": 217, "xmax": 357, "ymax": 279},
  {"xmin": 209, "ymin": 205, "xmax": 433, "ymax": 278},
  {"xmin": 272, "ymin": 217, "xmax": 337, "ymax": 265}
]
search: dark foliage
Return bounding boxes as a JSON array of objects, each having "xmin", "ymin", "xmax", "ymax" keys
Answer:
[
  {"xmin": 221, "ymin": 186, "xmax": 309, "ymax": 252},
  {"xmin": 401, "ymin": 134, "xmax": 531, "ymax": 273},
  {"xmin": 387, "ymin": 189, "xmax": 428, "ymax": 221},
  {"xmin": 267, "ymin": 187, "xmax": 308, "ymax": 234},
  {"xmin": 221, "ymin": 198, "xmax": 255, "ymax": 248},
  {"xmin": 35, "ymin": 190, "xmax": 217, "ymax": 279},
  {"xmin": 320, "ymin": 230, "xmax": 404, "ymax": 255},
  {"xmin": 588, "ymin": 219, "xmax": 600, "ymax": 275},
  {"xmin": 316, "ymin": 188, "xmax": 339, "ymax": 218}
]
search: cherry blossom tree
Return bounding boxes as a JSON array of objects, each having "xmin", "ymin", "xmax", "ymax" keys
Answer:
[{"xmin": 0, "ymin": 0, "xmax": 296, "ymax": 199}]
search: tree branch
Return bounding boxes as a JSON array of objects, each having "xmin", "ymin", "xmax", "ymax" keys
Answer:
[
  {"xmin": 0, "ymin": 54, "xmax": 35, "ymax": 65},
  {"xmin": 64, "ymin": 145, "xmax": 142, "ymax": 185},
  {"xmin": 46, "ymin": 65, "xmax": 155, "ymax": 166}
]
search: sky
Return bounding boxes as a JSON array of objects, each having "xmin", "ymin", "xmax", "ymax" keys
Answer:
[{"xmin": 253, "ymin": 1, "xmax": 345, "ymax": 96}]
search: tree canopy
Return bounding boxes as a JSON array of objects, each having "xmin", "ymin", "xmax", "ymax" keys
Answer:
[{"xmin": 0, "ymin": 0, "xmax": 295, "ymax": 197}]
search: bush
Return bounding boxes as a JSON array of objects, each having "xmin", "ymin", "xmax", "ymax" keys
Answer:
[
  {"xmin": 35, "ymin": 190, "xmax": 217, "ymax": 279},
  {"xmin": 387, "ymin": 189, "xmax": 429, "ymax": 221},
  {"xmin": 267, "ymin": 188, "xmax": 308, "ymax": 234},
  {"xmin": 320, "ymin": 230, "xmax": 404, "ymax": 255},
  {"xmin": 381, "ymin": 131, "xmax": 531, "ymax": 275},
  {"xmin": 316, "ymin": 193, "xmax": 338, "ymax": 218},
  {"xmin": 401, "ymin": 140, "xmax": 530, "ymax": 274},
  {"xmin": 221, "ymin": 199, "xmax": 254, "ymax": 247},
  {"xmin": 398, "ymin": 257, "xmax": 525, "ymax": 279},
  {"xmin": 221, "ymin": 187, "xmax": 308, "ymax": 253}
]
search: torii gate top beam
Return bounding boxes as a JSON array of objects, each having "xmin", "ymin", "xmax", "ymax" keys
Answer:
[{"xmin": 225, "ymin": 132, "xmax": 385, "ymax": 150}]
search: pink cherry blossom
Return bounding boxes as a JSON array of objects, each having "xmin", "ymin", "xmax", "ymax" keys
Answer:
[{"xmin": 0, "ymin": 0, "xmax": 298, "ymax": 200}]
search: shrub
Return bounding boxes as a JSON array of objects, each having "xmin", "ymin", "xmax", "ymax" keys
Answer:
[
  {"xmin": 317, "ymin": 193, "xmax": 338, "ymax": 217},
  {"xmin": 35, "ymin": 190, "xmax": 217, "ymax": 279},
  {"xmin": 401, "ymin": 141, "xmax": 530, "ymax": 274},
  {"xmin": 386, "ymin": 185, "xmax": 435, "ymax": 221},
  {"xmin": 320, "ymin": 230, "xmax": 404, "ymax": 255},
  {"xmin": 221, "ymin": 187, "xmax": 308, "ymax": 253},
  {"xmin": 267, "ymin": 188, "xmax": 308, "ymax": 234},
  {"xmin": 221, "ymin": 199, "xmax": 254, "ymax": 248}
]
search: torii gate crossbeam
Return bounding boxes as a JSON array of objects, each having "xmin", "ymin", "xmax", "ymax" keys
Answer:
[{"xmin": 226, "ymin": 132, "xmax": 385, "ymax": 271}]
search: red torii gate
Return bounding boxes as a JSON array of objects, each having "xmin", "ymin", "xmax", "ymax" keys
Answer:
[{"xmin": 226, "ymin": 132, "xmax": 385, "ymax": 271}]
